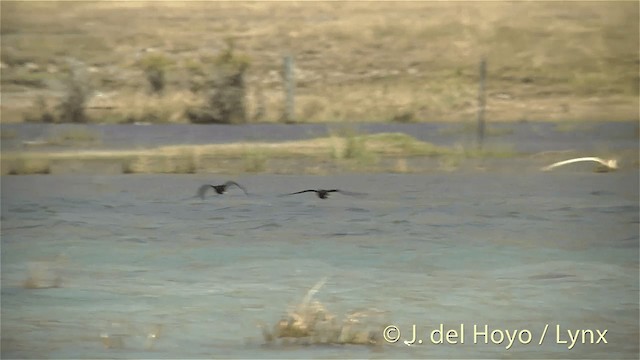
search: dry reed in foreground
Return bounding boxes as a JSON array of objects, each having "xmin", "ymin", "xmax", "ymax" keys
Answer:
[
  {"xmin": 259, "ymin": 278, "xmax": 386, "ymax": 346},
  {"xmin": 21, "ymin": 255, "xmax": 68, "ymax": 289}
]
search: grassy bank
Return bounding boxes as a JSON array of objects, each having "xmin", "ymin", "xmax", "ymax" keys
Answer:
[
  {"xmin": 1, "ymin": 1, "xmax": 638, "ymax": 123},
  {"xmin": 1, "ymin": 132, "xmax": 522, "ymax": 175}
]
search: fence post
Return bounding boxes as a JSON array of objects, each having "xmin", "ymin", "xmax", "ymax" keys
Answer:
[
  {"xmin": 477, "ymin": 58, "xmax": 487, "ymax": 150},
  {"xmin": 283, "ymin": 55, "xmax": 295, "ymax": 123}
]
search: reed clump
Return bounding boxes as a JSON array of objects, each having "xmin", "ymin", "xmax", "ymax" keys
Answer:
[
  {"xmin": 5, "ymin": 156, "xmax": 51, "ymax": 175},
  {"xmin": 259, "ymin": 278, "xmax": 385, "ymax": 346},
  {"xmin": 22, "ymin": 259, "xmax": 65, "ymax": 289}
]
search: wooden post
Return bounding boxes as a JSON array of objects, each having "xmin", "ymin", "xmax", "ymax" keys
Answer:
[
  {"xmin": 477, "ymin": 58, "xmax": 487, "ymax": 150},
  {"xmin": 283, "ymin": 55, "xmax": 295, "ymax": 123}
]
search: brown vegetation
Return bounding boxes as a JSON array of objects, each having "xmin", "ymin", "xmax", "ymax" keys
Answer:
[
  {"xmin": 259, "ymin": 278, "xmax": 386, "ymax": 346},
  {"xmin": 22, "ymin": 258, "xmax": 66, "ymax": 289},
  {"xmin": 1, "ymin": 1, "xmax": 638, "ymax": 123},
  {"xmin": 1, "ymin": 132, "xmax": 521, "ymax": 175}
]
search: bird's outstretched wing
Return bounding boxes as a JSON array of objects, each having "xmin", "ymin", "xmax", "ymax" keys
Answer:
[
  {"xmin": 336, "ymin": 190, "xmax": 367, "ymax": 197},
  {"xmin": 279, "ymin": 189, "xmax": 317, "ymax": 197},
  {"xmin": 197, "ymin": 184, "xmax": 213, "ymax": 199},
  {"xmin": 225, "ymin": 181, "xmax": 248, "ymax": 195},
  {"xmin": 541, "ymin": 157, "xmax": 618, "ymax": 172}
]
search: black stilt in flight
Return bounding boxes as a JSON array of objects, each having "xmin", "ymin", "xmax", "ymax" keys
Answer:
[
  {"xmin": 280, "ymin": 189, "xmax": 364, "ymax": 199},
  {"xmin": 197, "ymin": 181, "xmax": 248, "ymax": 199}
]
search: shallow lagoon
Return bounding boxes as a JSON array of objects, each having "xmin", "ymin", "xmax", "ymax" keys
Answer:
[{"xmin": 1, "ymin": 169, "xmax": 638, "ymax": 359}]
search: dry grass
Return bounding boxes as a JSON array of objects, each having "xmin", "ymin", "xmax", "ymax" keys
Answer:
[
  {"xmin": 1, "ymin": 1, "xmax": 637, "ymax": 123},
  {"xmin": 4, "ymin": 156, "xmax": 51, "ymax": 175},
  {"xmin": 259, "ymin": 278, "xmax": 385, "ymax": 346},
  {"xmin": 1, "ymin": 132, "xmax": 520, "ymax": 175},
  {"xmin": 89, "ymin": 90, "xmax": 201, "ymax": 124},
  {"xmin": 22, "ymin": 256, "xmax": 68, "ymax": 289},
  {"xmin": 392, "ymin": 158, "xmax": 409, "ymax": 173}
]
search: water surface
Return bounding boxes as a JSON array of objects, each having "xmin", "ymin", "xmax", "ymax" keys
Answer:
[{"xmin": 1, "ymin": 170, "xmax": 638, "ymax": 358}]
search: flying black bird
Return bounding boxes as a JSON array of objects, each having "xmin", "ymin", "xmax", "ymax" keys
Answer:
[
  {"xmin": 197, "ymin": 181, "xmax": 248, "ymax": 199},
  {"xmin": 280, "ymin": 189, "xmax": 365, "ymax": 199}
]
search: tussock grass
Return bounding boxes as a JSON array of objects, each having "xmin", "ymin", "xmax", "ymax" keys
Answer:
[
  {"xmin": 259, "ymin": 278, "xmax": 385, "ymax": 346},
  {"xmin": 4, "ymin": 156, "xmax": 51, "ymax": 175},
  {"xmin": 2, "ymin": 1, "xmax": 637, "ymax": 123},
  {"xmin": 22, "ymin": 256, "xmax": 67, "ymax": 289}
]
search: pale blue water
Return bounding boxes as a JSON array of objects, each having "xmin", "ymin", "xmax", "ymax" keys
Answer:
[{"xmin": 1, "ymin": 169, "xmax": 638, "ymax": 359}]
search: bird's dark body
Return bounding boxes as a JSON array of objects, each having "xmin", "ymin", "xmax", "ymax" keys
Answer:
[
  {"xmin": 211, "ymin": 185, "xmax": 227, "ymax": 194},
  {"xmin": 197, "ymin": 181, "xmax": 248, "ymax": 199},
  {"xmin": 281, "ymin": 189, "xmax": 363, "ymax": 199}
]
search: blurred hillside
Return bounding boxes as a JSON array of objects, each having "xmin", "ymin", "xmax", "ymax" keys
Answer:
[{"xmin": 1, "ymin": 1, "xmax": 638, "ymax": 123}]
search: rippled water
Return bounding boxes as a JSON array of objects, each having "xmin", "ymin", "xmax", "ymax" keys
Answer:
[{"xmin": 1, "ymin": 170, "xmax": 638, "ymax": 358}]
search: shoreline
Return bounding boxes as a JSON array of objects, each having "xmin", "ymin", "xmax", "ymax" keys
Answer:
[{"xmin": 2, "ymin": 131, "xmax": 637, "ymax": 176}]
